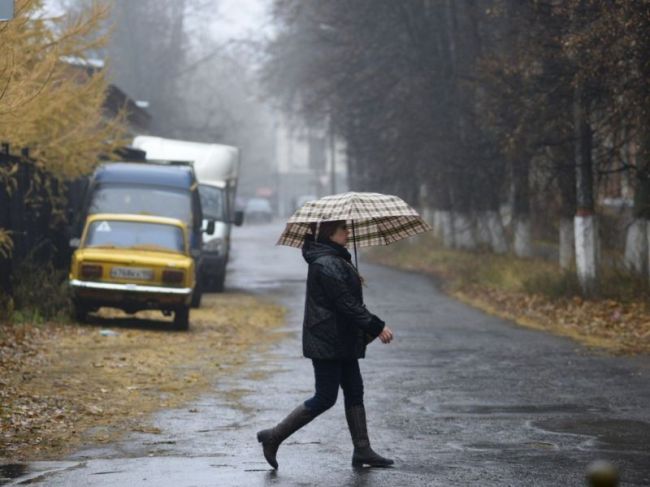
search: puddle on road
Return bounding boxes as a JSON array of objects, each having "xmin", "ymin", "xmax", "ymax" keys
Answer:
[
  {"xmin": 440, "ymin": 403, "xmax": 606, "ymax": 415},
  {"xmin": 229, "ymin": 277, "xmax": 305, "ymax": 292},
  {"xmin": 466, "ymin": 441, "xmax": 557, "ymax": 451},
  {"xmin": 0, "ymin": 464, "xmax": 27, "ymax": 485},
  {"xmin": 533, "ymin": 418, "xmax": 650, "ymax": 452}
]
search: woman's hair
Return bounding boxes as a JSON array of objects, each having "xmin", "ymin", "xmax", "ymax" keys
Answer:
[{"xmin": 309, "ymin": 220, "xmax": 347, "ymax": 241}]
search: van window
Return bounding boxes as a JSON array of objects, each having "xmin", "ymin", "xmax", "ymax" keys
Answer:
[
  {"xmin": 198, "ymin": 185, "xmax": 226, "ymax": 221},
  {"xmin": 89, "ymin": 185, "xmax": 192, "ymax": 225}
]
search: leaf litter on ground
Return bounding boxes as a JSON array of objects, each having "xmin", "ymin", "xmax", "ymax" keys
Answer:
[
  {"xmin": 367, "ymin": 235, "xmax": 650, "ymax": 355},
  {"xmin": 0, "ymin": 293, "xmax": 285, "ymax": 461}
]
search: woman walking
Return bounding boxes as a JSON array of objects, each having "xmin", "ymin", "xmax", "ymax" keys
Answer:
[{"xmin": 257, "ymin": 220, "xmax": 395, "ymax": 469}]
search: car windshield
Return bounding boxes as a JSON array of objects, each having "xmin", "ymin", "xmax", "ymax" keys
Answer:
[
  {"xmin": 199, "ymin": 185, "xmax": 225, "ymax": 221},
  {"xmin": 89, "ymin": 185, "xmax": 192, "ymax": 225},
  {"xmin": 84, "ymin": 220, "xmax": 185, "ymax": 253}
]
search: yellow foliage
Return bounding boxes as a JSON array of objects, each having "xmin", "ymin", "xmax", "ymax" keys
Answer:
[{"xmin": 0, "ymin": 0, "xmax": 128, "ymax": 179}]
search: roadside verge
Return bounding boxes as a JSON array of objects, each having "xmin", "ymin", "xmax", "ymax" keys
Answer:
[
  {"xmin": 0, "ymin": 293, "xmax": 285, "ymax": 461},
  {"xmin": 367, "ymin": 236, "xmax": 650, "ymax": 355}
]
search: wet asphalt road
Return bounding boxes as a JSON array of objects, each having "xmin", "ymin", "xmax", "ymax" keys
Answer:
[{"xmin": 5, "ymin": 223, "xmax": 650, "ymax": 486}]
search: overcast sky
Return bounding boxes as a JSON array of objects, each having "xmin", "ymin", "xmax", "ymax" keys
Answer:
[
  {"xmin": 211, "ymin": 0, "xmax": 272, "ymax": 42},
  {"xmin": 43, "ymin": 0, "xmax": 273, "ymax": 43}
]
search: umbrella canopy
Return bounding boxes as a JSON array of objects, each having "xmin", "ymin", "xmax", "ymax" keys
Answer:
[{"xmin": 277, "ymin": 192, "xmax": 432, "ymax": 248}]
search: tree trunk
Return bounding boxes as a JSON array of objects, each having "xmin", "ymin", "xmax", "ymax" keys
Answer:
[
  {"xmin": 470, "ymin": 149, "xmax": 508, "ymax": 253},
  {"xmin": 485, "ymin": 210, "xmax": 508, "ymax": 254},
  {"xmin": 558, "ymin": 147, "xmax": 576, "ymax": 269},
  {"xmin": 626, "ymin": 126, "xmax": 650, "ymax": 276},
  {"xmin": 512, "ymin": 158, "xmax": 532, "ymax": 257},
  {"xmin": 475, "ymin": 175, "xmax": 508, "ymax": 253},
  {"xmin": 624, "ymin": 219, "xmax": 647, "ymax": 274},
  {"xmin": 432, "ymin": 182, "xmax": 454, "ymax": 245},
  {"xmin": 439, "ymin": 211, "xmax": 455, "ymax": 248},
  {"xmin": 433, "ymin": 210, "xmax": 444, "ymax": 239},
  {"xmin": 453, "ymin": 212, "xmax": 476, "ymax": 250},
  {"xmin": 450, "ymin": 171, "xmax": 477, "ymax": 250},
  {"xmin": 559, "ymin": 217, "xmax": 575, "ymax": 270},
  {"xmin": 418, "ymin": 183, "xmax": 433, "ymax": 228},
  {"xmin": 573, "ymin": 85, "xmax": 598, "ymax": 295},
  {"xmin": 475, "ymin": 212, "xmax": 491, "ymax": 246}
]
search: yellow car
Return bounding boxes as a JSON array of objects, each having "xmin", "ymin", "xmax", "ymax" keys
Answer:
[{"xmin": 69, "ymin": 214, "xmax": 195, "ymax": 330}]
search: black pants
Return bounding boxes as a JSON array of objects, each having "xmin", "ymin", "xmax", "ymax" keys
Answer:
[{"xmin": 304, "ymin": 359, "xmax": 364, "ymax": 415}]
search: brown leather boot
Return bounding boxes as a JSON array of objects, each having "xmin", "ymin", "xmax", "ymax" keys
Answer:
[
  {"xmin": 345, "ymin": 405, "xmax": 394, "ymax": 467},
  {"xmin": 257, "ymin": 404, "xmax": 315, "ymax": 469}
]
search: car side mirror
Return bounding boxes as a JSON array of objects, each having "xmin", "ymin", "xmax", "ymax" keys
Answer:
[
  {"xmin": 233, "ymin": 210, "xmax": 244, "ymax": 227},
  {"xmin": 69, "ymin": 238, "xmax": 80, "ymax": 249},
  {"xmin": 204, "ymin": 220, "xmax": 216, "ymax": 235}
]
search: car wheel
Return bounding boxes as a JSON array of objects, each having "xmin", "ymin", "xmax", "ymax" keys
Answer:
[
  {"xmin": 213, "ymin": 269, "xmax": 225, "ymax": 293},
  {"xmin": 72, "ymin": 300, "xmax": 89, "ymax": 323},
  {"xmin": 174, "ymin": 306, "xmax": 190, "ymax": 331},
  {"xmin": 191, "ymin": 280, "xmax": 202, "ymax": 308}
]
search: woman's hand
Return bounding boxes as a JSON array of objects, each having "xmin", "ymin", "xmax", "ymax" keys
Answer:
[{"xmin": 378, "ymin": 326, "xmax": 394, "ymax": 344}]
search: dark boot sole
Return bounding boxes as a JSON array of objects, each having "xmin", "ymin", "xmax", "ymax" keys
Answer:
[{"xmin": 352, "ymin": 461, "xmax": 394, "ymax": 468}]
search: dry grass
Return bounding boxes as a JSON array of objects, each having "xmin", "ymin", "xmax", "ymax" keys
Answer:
[
  {"xmin": 367, "ymin": 235, "xmax": 650, "ymax": 354},
  {"xmin": 0, "ymin": 293, "xmax": 285, "ymax": 461}
]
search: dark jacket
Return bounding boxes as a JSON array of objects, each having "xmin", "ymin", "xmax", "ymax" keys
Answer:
[{"xmin": 301, "ymin": 238, "xmax": 385, "ymax": 360}]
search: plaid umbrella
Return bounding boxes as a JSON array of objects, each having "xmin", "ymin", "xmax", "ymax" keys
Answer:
[{"xmin": 278, "ymin": 192, "xmax": 431, "ymax": 266}]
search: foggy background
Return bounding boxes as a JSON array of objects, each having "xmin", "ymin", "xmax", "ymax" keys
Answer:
[{"xmin": 45, "ymin": 0, "xmax": 344, "ymax": 215}]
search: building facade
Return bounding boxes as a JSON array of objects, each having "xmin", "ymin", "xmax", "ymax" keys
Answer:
[{"xmin": 273, "ymin": 113, "xmax": 347, "ymax": 217}]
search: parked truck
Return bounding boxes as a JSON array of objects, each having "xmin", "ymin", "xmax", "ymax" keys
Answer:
[{"xmin": 132, "ymin": 136, "xmax": 243, "ymax": 292}]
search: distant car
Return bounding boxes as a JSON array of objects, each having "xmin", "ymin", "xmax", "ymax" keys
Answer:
[
  {"xmin": 245, "ymin": 198, "xmax": 273, "ymax": 223},
  {"xmin": 69, "ymin": 214, "xmax": 195, "ymax": 330}
]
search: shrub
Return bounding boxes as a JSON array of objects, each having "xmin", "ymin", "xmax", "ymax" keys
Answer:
[{"xmin": 11, "ymin": 259, "xmax": 70, "ymax": 323}]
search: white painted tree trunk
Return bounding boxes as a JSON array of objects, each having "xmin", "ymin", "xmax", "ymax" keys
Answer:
[
  {"xmin": 646, "ymin": 224, "xmax": 650, "ymax": 284},
  {"xmin": 432, "ymin": 210, "xmax": 444, "ymax": 239},
  {"xmin": 559, "ymin": 217, "xmax": 575, "ymax": 270},
  {"xmin": 486, "ymin": 210, "xmax": 508, "ymax": 254},
  {"xmin": 574, "ymin": 214, "xmax": 598, "ymax": 294},
  {"xmin": 624, "ymin": 219, "xmax": 648, "ymax": 275},
  {"xmin": 453, "ymin": 213, "xmax": 477, "ymax": 250},
  {"xmin": 420, "ymin": 206, "xmax": 433, "ymax": 229},
  {"xmin": 439, "ymin": 210, "xmax": 454, "ymax": 248},
  {"xmin": 475, "ymin": 212, "xmax": 492, "ymax": 245},
  {"xmin": 513, "ymin": 217, "xmax": 532, "ymax": 257}
]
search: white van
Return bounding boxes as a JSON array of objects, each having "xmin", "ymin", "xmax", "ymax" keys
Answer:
[{"xmin": 132, "ymin": 136, "xmax": 243, "ymax": 292}]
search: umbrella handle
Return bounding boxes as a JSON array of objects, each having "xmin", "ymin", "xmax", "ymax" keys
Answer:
[{"xmin": 351, "ymin": 220, "xmax": 358, "ymax": 270}]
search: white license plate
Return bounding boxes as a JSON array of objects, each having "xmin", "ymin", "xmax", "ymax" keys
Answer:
[{"xmin": 110, "ymin": 266, "xmax": 153, "ymax": 281}]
